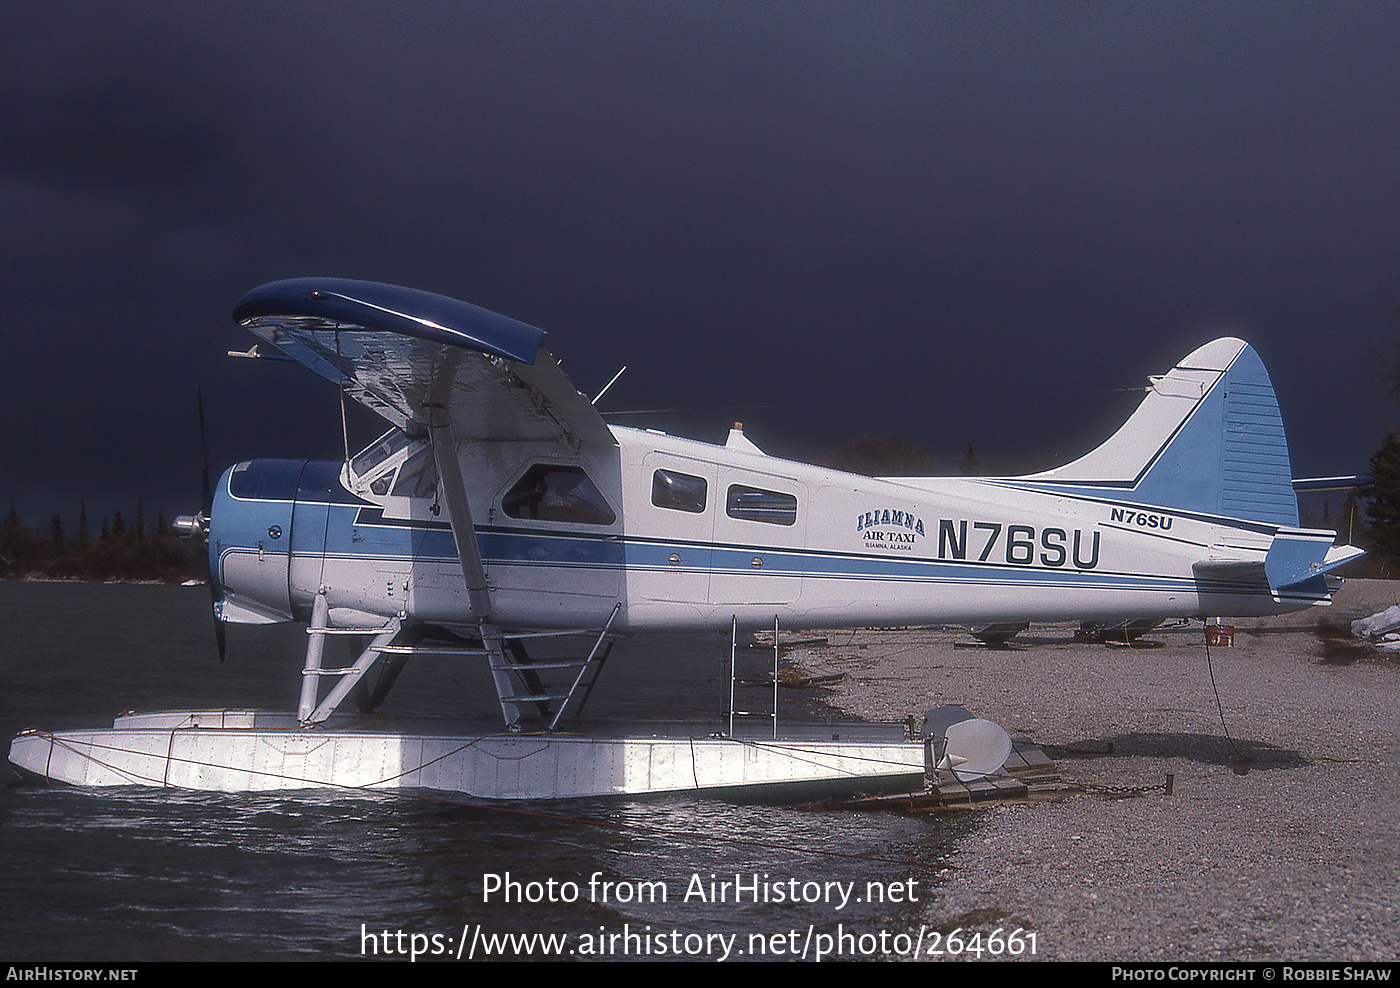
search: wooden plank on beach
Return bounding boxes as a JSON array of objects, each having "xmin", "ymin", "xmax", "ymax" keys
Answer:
[{"xmin": 820, "ymin": 741, "xmax": 1065, "ymax": 811}]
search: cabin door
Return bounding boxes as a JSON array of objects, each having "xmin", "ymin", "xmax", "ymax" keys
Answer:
[
  {"xmin": 633, "ymin": 453, "xmax": 716, "ymax": 603},
  {"xmin": 708, "ymin": 469, "xmax": 807, "ymax": 606}
]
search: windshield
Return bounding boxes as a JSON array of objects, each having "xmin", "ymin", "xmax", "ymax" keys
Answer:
[{"xmin": 350, "ymin": 429, "xmax": 414, "ymax": 478}]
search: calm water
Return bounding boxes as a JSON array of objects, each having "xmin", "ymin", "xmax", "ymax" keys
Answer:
[{"xmin": 0, "ymin": 582, "xmax": 965, "ymax": 961}]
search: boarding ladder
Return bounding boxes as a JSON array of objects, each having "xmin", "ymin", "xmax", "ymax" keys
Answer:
[
  {"xmin": 478, "ymin": 603, "xmax": 622, "ymax": 730},
  {"xmin": 296, "ymin": 591, "xmax": 621, "ymax": 730},
  {"xmin": 728, "ymin": 615, "xmax": 781, "ymax": 739}
]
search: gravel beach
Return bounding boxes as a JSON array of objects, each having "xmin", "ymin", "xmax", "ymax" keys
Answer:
[{"xmin": 787, "ymin": 579, "xmax": 1400, "ymax": 961}]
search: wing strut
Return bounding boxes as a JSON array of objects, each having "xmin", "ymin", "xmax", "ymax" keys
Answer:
[
  {"xmin": 427, "ymin": 412, "xmax": 493, "ymax": 623},
  {"xmin": 426, "ymin": 376, "xmax": 531, "ymax": 727}
]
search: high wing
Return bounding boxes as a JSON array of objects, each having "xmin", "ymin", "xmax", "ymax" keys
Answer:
[
  {"xmin": 233, "ymin": 278, "xmax": 623, "ymax": 728},
  {"xmin": 233, "ymin": 277, "xmax": 615, "ymax": 451}
]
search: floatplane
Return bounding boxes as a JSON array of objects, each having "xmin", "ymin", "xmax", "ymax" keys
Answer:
[{"xmin": 8, "ymin": 278, "xmax": 1363, "ymax": 799}]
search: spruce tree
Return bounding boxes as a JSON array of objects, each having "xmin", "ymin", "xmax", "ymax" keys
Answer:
[
  {"xmin": 1363, "ymin": 432, "xmax": 1400, "ymax": 563},
  {"xmin": 959, "ymin": 442, "xmax": 980, "ymax": 476},
  {"xmin": 823, "ymin": 433, "xmax": 936, "ymax": 476},
  {"xmin": 2, "ymin": 496, "xmax": 21, "ymax": 559},
  {"xmin": 77, "ymin": 502, "xmax": 90, "ymax": 549},
  {"xmin": 50, "ymin": 515, "xmax": 65, "ymax": 553}
]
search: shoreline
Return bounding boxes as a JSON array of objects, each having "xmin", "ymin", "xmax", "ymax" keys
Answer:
[
  {"xmin": 0, "ymin": 574, "xmax": 202, "ymax": 586},
  {"xmin": 783, "ymin": 579, "xmax": 1400, "ymax": 961}
]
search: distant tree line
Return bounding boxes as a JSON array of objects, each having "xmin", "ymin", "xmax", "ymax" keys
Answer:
[
  {"xmin": 1350, "ymin": 340, "xmax": 1400, "ymax": 577},
  {"xmin": 1362, "ymin": 432, "xmax": 1400, "ymax": 575},
  {"xmin": 819, "ymin": 434, "xmax": 939, "ymax": 476},
  {"xmin": 1, "ymin": 496, "xmax": 202, "ymax": 583},
  {"xmin": 819, "ymin": 434, "xmax": 1030, "ymax": 478},
  {"xmin": 1306, "ymin": 431, "xmax": 1400, "ymax": 579},
  {"xmin": 5, "ymin": 430, "xmax": 1395, "ymax": 582}
]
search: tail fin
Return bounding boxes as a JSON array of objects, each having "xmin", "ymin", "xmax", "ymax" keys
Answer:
[{"xmin": 1023, "ymin": 338, "xmax": 1298, "ymax": 527}]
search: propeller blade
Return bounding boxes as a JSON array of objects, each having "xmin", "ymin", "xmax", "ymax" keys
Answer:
[
  {"xmin": 198, "ymin": 387, "xmax": 213, "ymax": 514},
  {"xmin": 197, "ymin": 386, "xmax": 225, "ymax": 662}
]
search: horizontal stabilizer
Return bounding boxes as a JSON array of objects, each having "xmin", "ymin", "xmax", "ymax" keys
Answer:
[
  {"xmin": 1292, "ymin": 475, "xmax": 1371, "ymax": 492},
  {"xmin": 1315, "ymin": 542, "xmax": 1367, "ymax": 574},
  {"xmin": 1194, "ymin": 531, "xmax": 1364, "ymax": 593}
]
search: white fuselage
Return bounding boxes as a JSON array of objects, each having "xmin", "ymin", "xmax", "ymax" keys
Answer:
[{"xmin": 212, "ymin": 424, "xmax": 1312, "ymax": 635}]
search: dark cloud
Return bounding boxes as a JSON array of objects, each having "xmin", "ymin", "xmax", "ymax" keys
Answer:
[{"xmin": 3, "ymin": 2, "xmax": 1399, "ymax": 527}]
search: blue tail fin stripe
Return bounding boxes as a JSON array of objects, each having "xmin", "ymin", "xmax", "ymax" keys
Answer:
[{"xmin": 1007, "ymin": 340, "xmax": 1299, "ymax": 528}]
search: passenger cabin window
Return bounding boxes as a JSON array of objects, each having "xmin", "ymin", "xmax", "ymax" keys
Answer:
[
  {"xmin": 726, "ymin": 484, "xmax": 797, "ymax": 526},
  {"xmin": 503, "ymin": 465, "xmax": 616, "ymax": 525},
  {"xmin": 651, "ymin": 469, "xmax": 707, "ymax": 513}
]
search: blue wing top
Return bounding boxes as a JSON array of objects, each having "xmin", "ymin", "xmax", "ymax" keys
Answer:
[
  {"xmin": 233, "ymin": 277, "xmax": 544, "ymax": 364},
  {"xmin": 233, "ymin": 277, "xmax": 615, "ymax": 449}
]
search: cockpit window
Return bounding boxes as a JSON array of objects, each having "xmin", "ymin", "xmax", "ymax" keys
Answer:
[
  {"xmin": 502, "ymin": 465, "xmax": 616, "ymax": 525},
  {"xmin": 350, "ymin": 428, "xmax": 414, "ymax": 478},
  {"xmin": 391, "ymin": 447, "xmax": 438, "ymax": 499},
  {"xmin": 346, "ymin": 429, "xmax": 430, "ymax": 499}
]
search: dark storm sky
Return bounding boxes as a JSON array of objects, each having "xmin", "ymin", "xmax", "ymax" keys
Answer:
[{"xmin": 4, "ymin": 2, "xmax": 1399, "ymax": 526}]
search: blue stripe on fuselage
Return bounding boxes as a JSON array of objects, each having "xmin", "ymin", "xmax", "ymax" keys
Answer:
[
  {"xmin": 261, "ymin": 498, "xmax": 1203, "ymax": 592},
  {"xmin": 218, "ymin": 490, "xmax": 1300, "ymax": 602}
]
